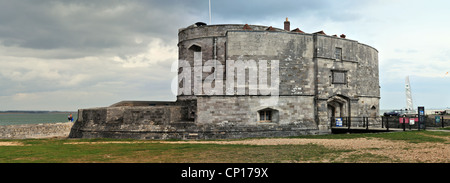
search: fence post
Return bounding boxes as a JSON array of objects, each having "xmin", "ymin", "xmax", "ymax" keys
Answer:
[
  {"xmin": 402, "ymin": 117, "xmax": 406, "ymax": 131},
  {"xmin": 442, "ymin": 116, "xmax": 444, "ymax": 128},
  {"xmin": 366, "ymin": 117, "xmax": 369, "ymax": 130},
  {"xmin": 348, "ymin": 117, "xmax": 351, "ymax": 130},
  {"xmin": 386, "ymin": 117, "xmax": 389, "ymax": 131},
  {"xmin": 382, "ymin": 116, "xmax": 384, "ymax": 128}
]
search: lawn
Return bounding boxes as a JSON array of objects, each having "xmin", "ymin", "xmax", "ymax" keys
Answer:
[
  {"xmin": 0, "ymin": 130, "xmax": 448, "ymax": 163},
  {"xmin": 0, "ymin": 140, "xmax": 349, "ymax": 163}
]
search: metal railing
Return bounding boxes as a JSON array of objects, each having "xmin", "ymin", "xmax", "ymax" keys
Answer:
[
  {"xmin": 330, "ymin": 117, "xmax": 382, "ymax": 130},
  {"xmin": 381, "ymin": 115, "xmax": 448, "ymax": 130},
  {"xmin": 331, "ymin": 115, "xmax": 449, "ymax": 132}
]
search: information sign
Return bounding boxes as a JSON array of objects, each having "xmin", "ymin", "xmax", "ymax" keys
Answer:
[
  {"xmin": 399, "ymin": 117, "xmax": 409, "ymax": 124},
  {"xmin": 435, "ymin": 116, "xmax": 440, "ymax": 123},
  {"xmin": 409, "ymin": 118, "xmax": 415, "ymax": 125},
  {"xmin": 336, "ymin": 118, "xmax": 343, "ymax": 127}
]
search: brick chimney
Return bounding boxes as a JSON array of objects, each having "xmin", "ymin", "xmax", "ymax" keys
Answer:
[
  {"xmin": 340, "ymin": 34, "xmax": 346, "ymax": 38},
  {"xmin": 284, "ymin": 17, "xmax": 290, "ymax": 31}
]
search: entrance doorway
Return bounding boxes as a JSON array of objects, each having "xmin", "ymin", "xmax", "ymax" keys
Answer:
[{"xmin": 327, "ymin": 95, "xmax": 350, "ymax": 120}]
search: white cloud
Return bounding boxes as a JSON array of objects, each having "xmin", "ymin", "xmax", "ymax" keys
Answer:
[{"xmin": 112, "ymin": 38, "xmax": 177, "ymax": 68}]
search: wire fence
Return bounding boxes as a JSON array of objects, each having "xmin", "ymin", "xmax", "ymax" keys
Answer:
[{"xmin": 330, "ymin": 115, "xmax": 449, "ymax": 130}]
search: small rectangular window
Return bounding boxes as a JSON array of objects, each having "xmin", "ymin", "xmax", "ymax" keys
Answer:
[
  {"xmin": 335, "ymin": 47, "xmax": 342, "ymax": 60},
  {"xmin": 259, "ymin": 110, "xmax": 272, "ymax": 122},
  {"xmin": 332, "ymin": 71, "xmax": 346, "ymax": 84}
]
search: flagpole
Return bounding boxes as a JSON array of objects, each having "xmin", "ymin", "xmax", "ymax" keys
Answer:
[{"xmin": 209, "ymin": 0, "xmax": 211, "ymax": 25}]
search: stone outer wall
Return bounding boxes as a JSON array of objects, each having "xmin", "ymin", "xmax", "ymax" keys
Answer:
[
  {"xmin": 177, "ymin": 24, "xmax": 380, "ymax": 133},
  {"xmin": 196, "ymin": 96, "xmax": 316, "ymax": 126},
  {"xmin": 69, "ymin": 106, "xmax": 322, "ymax": 140},
  {"xmin": 0, "ymin": 122, "xmax": 74, "ymax": 139},
  {"xmin": 69, "ymin": 106, "xmax": 184, "ymax": 138}
]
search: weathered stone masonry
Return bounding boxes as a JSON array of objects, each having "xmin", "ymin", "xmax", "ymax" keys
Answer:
[
  {"xmin": 0, "ymin": 122, "xmax": 73, "ymax": 139},
  {"xmin": 69, "ymin": 20, "xmax": 380, "ymax": 139}
]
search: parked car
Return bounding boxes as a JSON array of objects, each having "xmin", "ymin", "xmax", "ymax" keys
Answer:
[
  {"xmin": 384, "ymin": 110, "xmax": 401, "ymax": 117},
  {"xmin": 435, "ymin": 110, "xmax": 447, "ymax": 115}
]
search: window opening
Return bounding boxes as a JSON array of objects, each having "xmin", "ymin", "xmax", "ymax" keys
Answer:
[
  {"xmin": 259, "ymin": 110, "xmax": 272, "ymax": 122},
  {"xmin": 335, "ymin": 47, "xmax": 342, "ymax": 60}
]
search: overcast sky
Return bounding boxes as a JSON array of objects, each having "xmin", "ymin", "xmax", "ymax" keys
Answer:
[{"xmin": 0, "ymin": 0, "xmax": 449, "ymax": 111}]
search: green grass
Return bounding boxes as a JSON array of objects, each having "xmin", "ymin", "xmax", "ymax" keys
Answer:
[
  {"xmin": 0, "ymin": 140, "xmax": 349, "ymax": 163},
  {"xmin": 0, "ymin": 131, "xmax": 448, "ymax": 163},
  {"xmin": 288, "ymin": 130, "xmax": 448, "ymax": 143},
  {"xmin": 339, "ymin": 153, "xmax": 395, "ymax": 163}
]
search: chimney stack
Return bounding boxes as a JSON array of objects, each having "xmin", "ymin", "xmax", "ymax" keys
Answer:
[
  {"xmin": 340, "ymin": 34, "xmax": 346, "ymax": 38},
  {"xmin": 284, "ymin": 17, "xmax": 290, "ymax": 31}
]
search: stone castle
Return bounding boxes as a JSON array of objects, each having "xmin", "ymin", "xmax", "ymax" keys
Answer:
[{"xmin": 69, "ymin": 18, "xmax": 380, "ymax": 139}]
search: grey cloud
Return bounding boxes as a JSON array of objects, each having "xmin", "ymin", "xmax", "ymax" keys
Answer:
[
  {"xmin": 0, "ymin": 0, "xmax": 368, "ymax": 60},
  {"xmin": 0, "ymin": 0, "xmax": 199, "ymax": 59}
]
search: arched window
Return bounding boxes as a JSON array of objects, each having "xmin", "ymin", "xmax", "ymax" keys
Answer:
[{"xmin": 188, "ymin": 44, "xmax": 201, "ymax": 52}]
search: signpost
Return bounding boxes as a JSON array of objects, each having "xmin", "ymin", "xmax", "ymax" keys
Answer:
[{"xmin": 418, "ymin": 106, "xmax": 425, "ymax": 131}]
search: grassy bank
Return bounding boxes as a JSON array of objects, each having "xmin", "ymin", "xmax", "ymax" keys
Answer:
[{"xmin": 0, "ymin": 131, "xmax": 448, "ymax": 163}]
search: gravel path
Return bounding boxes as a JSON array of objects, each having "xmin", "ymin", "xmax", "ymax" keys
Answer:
[{"xmin": 0, "ymin": 142, "xmax": 24, "ymax": 146}]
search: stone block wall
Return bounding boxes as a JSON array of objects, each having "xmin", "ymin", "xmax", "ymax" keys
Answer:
[
  {"xmin": 69, "ymin": 106, "xmax": 185, "ymax": 138},
  {"xmin": 196, "ymin": 96, "xmax": 316, "ymax": 126},
  {"xmin": 226, "ymin": 31, "xmax": 315, "ymax": 96},
  {"xmin": 69, "ymin": 103, "xmax": 322, "ymax": 140}
]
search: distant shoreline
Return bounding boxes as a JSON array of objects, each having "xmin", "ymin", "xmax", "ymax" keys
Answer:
[{"xmin": 0, "ymin": 111, "xmax": 77, "ymax": 114}]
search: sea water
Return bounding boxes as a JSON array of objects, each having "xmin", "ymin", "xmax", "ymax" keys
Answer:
[{"xmin": 0, "ymin": 112, "xmax": 77, "ymax": 126}]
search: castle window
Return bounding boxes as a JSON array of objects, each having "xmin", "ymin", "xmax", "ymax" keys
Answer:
[
  {"xmin": 259, "ymin": 110, "xmax": 272, "ymax": 122},
  {"xmin": 335, "ymin": 47, "xmax": 342, "ymax": 61},
  {"xmin": 332, "ymin": 71, "xmax": 346, "ymax": 84},
  {"xmin": 257, "ymin": 108, "xmax": 279, "ymax": 123},
  {"xmin": 188, "ymin": 44, "xmax": 202, "ymax": 52}
]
